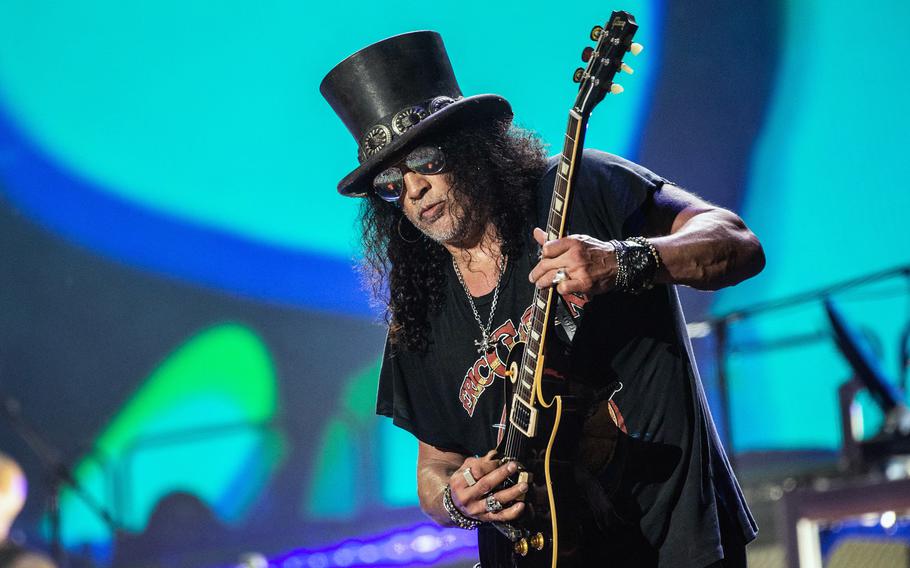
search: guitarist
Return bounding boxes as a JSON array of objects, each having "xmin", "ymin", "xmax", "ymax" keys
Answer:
[{"xmin": 321, "ymin": 31, "xmax": 764, "ymax": 567}]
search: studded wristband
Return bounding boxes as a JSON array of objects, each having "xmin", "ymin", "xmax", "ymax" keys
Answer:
[
  {"xmin": 443, "ymin": 484, "xmax": 481, "ymax": 530},
  {"xmin": 611, "ymin": 237, "xmax": 662, "ymax": 294}
]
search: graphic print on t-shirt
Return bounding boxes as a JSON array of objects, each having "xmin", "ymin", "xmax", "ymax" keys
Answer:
[
  {"xmin": 563, "ymin": 292, "xmax": 588, "ymax": 318},
  {"xmin": 458, "ymin": 305, "xmax": 533, "ymax": 416},
  {"xmin": 456, "ymin": 289, "xmax": 592, "ymax": 418}
]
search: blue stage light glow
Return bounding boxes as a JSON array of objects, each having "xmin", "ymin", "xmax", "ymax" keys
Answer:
[{"xmin": 267, "ymin": 523, "xmax": 478, "ymax": 568}]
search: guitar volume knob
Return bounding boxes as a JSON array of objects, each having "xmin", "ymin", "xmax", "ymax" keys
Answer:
[
  {"xmin": 514, "ymin": 538, "xmax": 529, "ymax": 557},
  {"xmin": 530, "ymin": 533, "xmax": 546, "ymax": 550}
]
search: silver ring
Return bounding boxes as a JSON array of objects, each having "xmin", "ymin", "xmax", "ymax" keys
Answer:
[
  {"xmin": 485, "ymin": 493, "xmax": 504, "ymax": 513},
  {"xmin": 462, "ymin": 468, "xmax": 477, "ymax": 487},
  {"xmin": 552, "ymin": 268, "xmax": 568, "ymax": 285}
]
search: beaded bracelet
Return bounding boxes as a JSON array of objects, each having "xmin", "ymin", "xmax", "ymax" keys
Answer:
[
  {"xmin": 443, "ymin": 484, "xmax": 481, "ymax": 530},
  {"xmin": 609, "ymin": 240, "xmax": 630, "ymax": 290}
]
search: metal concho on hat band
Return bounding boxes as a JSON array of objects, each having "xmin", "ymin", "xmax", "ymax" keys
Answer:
[{"xmin": 357, "ymin": 96, "xmax": 460, "ymax": 163}]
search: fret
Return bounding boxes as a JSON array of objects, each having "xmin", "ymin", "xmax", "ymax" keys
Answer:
[
  {"xmin": 531, "ymin": 329, "xmax": 540, "ymax": 341},
  {"xmin": 521, "ymin": 379, "xmax": 533, "ymax": 390},
  {"xmin": 523, "ymin": 364, "xmax": 535, "ymax": 376},
  {"xmin": 554, "ymin": 196, "xmax": 564, "ymax": 213},
  {"xmin": 559, "ymin": 160, "xmax": 570, "ymax": 176},
  {"xmin": 536, "ymin": 297, "xmax": 546, "ymax": 309}
]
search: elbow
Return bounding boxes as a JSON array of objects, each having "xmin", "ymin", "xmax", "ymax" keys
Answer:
[
  {"xmin": 742, "ymin": 229, "xmax": 766, "ymax": 280},
  {"xmin": 721, "ymin": 211, "xmax": 765, "ymax": 285},
  {"xmin": 703, "ymin": 218, "xmax": 765, "ymax": 290},
  {"xmin": 716, "ymin": 228, "xmax": 764, "ymax": 289}
]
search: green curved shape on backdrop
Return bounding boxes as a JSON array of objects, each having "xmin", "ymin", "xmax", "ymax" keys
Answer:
[
  {"xmin": 57, "ymin": 323, "xmax": 285, "ymax": 544},
  {"xmin": 304, "ymin": 357, "xmax": 420, "ymax": 519}
]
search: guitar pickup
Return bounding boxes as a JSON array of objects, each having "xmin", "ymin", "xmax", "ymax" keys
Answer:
[{"xmin": 509, "ymin": 394, "xmax": 538, "ymax": 438}]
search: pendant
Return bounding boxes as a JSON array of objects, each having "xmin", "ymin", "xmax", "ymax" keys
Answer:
[{"xmin": 475, "ymin": 337, "xmax": 495, "ymax": 354}]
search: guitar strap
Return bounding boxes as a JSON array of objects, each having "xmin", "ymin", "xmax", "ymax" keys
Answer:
[{"xmin": 554, "ymin": 299, "xmax": 578, "ymax": 342}]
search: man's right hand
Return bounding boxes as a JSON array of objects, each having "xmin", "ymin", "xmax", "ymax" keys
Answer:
[{"xmin": 448, "ymin": 450, "xmax": 528, "ymax": 523}]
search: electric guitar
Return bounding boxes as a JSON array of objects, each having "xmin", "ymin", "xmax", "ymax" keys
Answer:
[{"xmin": 477, "ymin": 11, "xmax": 642, "ymax": 567}]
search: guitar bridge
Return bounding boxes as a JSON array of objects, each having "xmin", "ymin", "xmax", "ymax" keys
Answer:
[
  {"xmin": 509, "ymin": 394, "xmax": 538, "ymax": 437},
  {"xmin": 491, "ymin": 521, "xmax": 525, "ymax": 543}
]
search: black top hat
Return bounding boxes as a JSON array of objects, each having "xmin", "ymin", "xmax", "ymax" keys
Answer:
[{"xmin": 320, "ymin": 31, "xmax": 512, "ymax": 197}]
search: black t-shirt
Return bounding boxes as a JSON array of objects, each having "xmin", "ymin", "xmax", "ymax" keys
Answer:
[{"xmin": 377, "ymin": 150, "xmax": 757, "ymax": 567}]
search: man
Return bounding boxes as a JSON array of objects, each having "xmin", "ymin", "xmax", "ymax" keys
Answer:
[{"xmin": 321, "ymin": 31, "xmax": 764, "ymax": 567}]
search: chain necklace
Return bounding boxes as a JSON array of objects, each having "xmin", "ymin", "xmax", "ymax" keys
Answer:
[{"xmin": 451, "ymin": 253, "xmax": 508, "ymax": 355}]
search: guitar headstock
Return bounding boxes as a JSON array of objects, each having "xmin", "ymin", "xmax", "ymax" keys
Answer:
[{"xmin": 572, "ymin": 10, "xmax": 641, "ymax": 116}]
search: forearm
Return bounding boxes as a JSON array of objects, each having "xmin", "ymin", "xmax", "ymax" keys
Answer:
[
  {"xmin": 418, "ymin": 454, "xmax": 460, "ymax": 526},
  {"xmin": 650, "ymin": 208, "xmax": 765, "ymax": 290}
]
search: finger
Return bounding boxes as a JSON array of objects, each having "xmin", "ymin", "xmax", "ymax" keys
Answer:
[
  {"xmin": 540, "ymin": 236, "xmax": 573, "ymax": 259},
  {"xmin": 528, "ymin": 254, "xmax": 573, "ymax": 284},
  {"xmin": 531, "ymin": 267, "xmax": 565, "ymax": 289},
  {"xmin": 493, "ymin": 481, "xmax": 529, "ymax": 505},
  {"xmin": 556, "ymin": 277, "xmax": 591, "ymax": 296},
  {"xmin": 471, "ymin": 460, "xmax": 518, "ymax": 499},
  {"xmin": 534, "ymin": 227, "xmax": 575, "ymax": 259},
  {"xmin": 455, "ymin": 456, "xmax": 499, "ymax": 490},
  {"xmin": 484, "ymin": 501, "xmax": 526, "ymax": 523}
]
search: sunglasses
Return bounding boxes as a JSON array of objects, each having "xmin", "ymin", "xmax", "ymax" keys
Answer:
[{"xmin": 372, "ymin": 146, "xmax": 447, "ymax": 202}]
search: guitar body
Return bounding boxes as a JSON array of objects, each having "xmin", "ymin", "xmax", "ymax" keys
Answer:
[
  {"xmin": 478, "ymin": 341, "xmax": 586, "ymax": 568},
  {"xmin": 478, "ymin": 341, "xmax": 625, "ymax": 567}
]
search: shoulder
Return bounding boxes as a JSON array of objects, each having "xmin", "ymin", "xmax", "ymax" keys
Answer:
[
  {"xmin": 535, "ymin": 150, "xmax": 670, "ymax": 238},
  {"xmin": 539, "ymin": 150, "xmax": 667, "ymax": 193}
]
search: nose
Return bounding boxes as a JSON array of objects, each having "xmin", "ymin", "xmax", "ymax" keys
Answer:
[{"xmin": 402, "ymin": 171, "xmax": 430, "ymax": 201}]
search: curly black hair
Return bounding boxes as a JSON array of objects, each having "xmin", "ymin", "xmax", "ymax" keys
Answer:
[{"xmin": 359, "ymin": 118, "xmax": 548, "ymax": 352}]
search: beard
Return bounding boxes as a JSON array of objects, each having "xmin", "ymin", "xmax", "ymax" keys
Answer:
[
  {"xmin": 411, "ymin": 204, "xmax": 462, "ymax": 244},
  {"xmin": 407, "ymin": 192, "xmax": 483, "ymax": 246}
]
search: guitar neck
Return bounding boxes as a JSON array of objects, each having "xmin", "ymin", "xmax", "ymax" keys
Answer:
[
  {"xmin": 502, "ymin": 110, "xmax": 588, "ymax": 460},
  {"xmin": 500, "ymin": 10, "xmax": 638, "ymax": 461},
  {"xmin": 546, "ymin": 110, "xmax": 588, "ymax": 242}
]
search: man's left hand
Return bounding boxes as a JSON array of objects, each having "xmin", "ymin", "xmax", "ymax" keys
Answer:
[{"xmin": 528, "ymin": 227, "xmax": 617, "ymax": 296}]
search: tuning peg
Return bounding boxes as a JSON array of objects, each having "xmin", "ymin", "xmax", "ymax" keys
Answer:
[
  {"xmin": 630, "ymin": 42, "xmax": 644, "ymax": 56},
  {"xmin": 621, "ymin": 62, "xmax": 634, "ymax": 74},
  {"xmin": 610, "ymin": 83, "xmax": 624, "ymax": 94},
  {"xmin": 590, "ymin": 25, "xmax": 603, "ymax": 41},
  {"xmin": 573, "ymin": 68, "xmax": 585, "ymax": 83},
  {"xmin": 581, "ymin": 46, "xmax": 594, "ymax": 62}
]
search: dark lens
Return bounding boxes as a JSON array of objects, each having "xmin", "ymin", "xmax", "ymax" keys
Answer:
[
  {"xmin": 406, "ymin": 146, "xmax": 445, "ymax": 175},
  {"xmin": 373, "ymin": 167, "xmax": 404, "ymax": 202}
]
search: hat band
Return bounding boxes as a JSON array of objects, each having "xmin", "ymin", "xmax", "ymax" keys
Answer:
[{"xmin": 357, "ymin": 95, "xmax": 461, "ymax": 163}]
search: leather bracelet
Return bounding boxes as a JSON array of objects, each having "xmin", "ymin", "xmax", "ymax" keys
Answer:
[
  {"xmin": 628, "ymin": 236, "xmax": 662, "ymax": 271},
  {"xmin": 611, "ymin": 237, "xmax": 662, "ymax": 294},
  {"xmin": 443, "ymin": 484, "xmax": 481, "ymax": 530}
]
